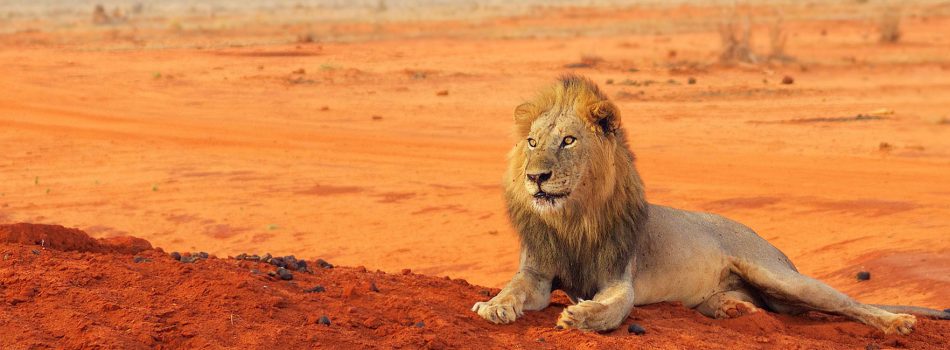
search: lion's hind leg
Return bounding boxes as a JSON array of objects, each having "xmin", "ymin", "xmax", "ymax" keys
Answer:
[
  {"xmin": 696, "ymin": 289, "xmax": 762, "ymax": 319},
  {"xmin": 729, "ymin": 257, "xmax": 916, "ymax": 335}
]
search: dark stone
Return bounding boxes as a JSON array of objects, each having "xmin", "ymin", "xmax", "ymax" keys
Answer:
[
  {"xmin": 170, "ymin": 252, "xmax": 182, "ymax": 261},
  {"xmin": 370, "ymin": 281, "xmax": 380, "ymax": 292},
  {"xmin": 688, "ymin": 77, "xmax": 697, "ymax": 84},
  {"xmin": 276, "ymin": 268, "xmax": 293, "ymax": 281},
  {"xmin": 180, "ymin": 256, "xmax": 200, "ymax": 263},
  {"xmin": 261, "ymin": 253, "xmax": 272, "ymax": 263},
  {"xmin": 414, "ymin": 321, "xmax": 425, "ymax": 328},
  {"xmin": 318, "ymin": 315, "xmax": 331, "ymax": 326},
  {"xmin": 246, "ymin": 255, "xmax": 260, "ymax": 261},
  {"xmin": 235, "ymin": 253, "xmax": 247, "ymax": 260},
  {"xmin": 317, "ymin": 259, "xmax": 333, "ymax": 269},
  {"xmin": 31, "ymin": 249, "xmax": 40, "ymax": 255},
  {"xmin": 296, "ymin": 260, "xmax": 308, "ymax": 271},
  {"xmin": 305, "ymin": 285, "xmax": 325, "ymax": 293},
  {"xmin": 198, "ymin": 252, "xmax": 209, "ymax": 259},
  {"xmin": 283, "ymin": 256, "xmax": 298, "ymax": 270},
  {"xmin": 856, "ymin": 271, "xmax": 871, "ymax": 281},
  {"xmin": 627, "ymin": 323, "xmax": 646, "ymax": 335},
  {"xmin": 133, "ymin": 256, "xmax": 151, "ymax": 263},
  {"xmin": 270, "ymin": 257, "xmax": 287, "ymax": 268},
  {"xmin": 781, "ymin": 75, "xmax": 794, "ymax": 84}
]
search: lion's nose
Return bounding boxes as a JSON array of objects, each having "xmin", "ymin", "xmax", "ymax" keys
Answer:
[{"xmin": 526, "ymin": 171, "xmax": 552, "ymax": 184}]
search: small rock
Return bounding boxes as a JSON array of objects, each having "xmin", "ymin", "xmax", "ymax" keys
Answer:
[
  {"xmin": 436, "ymin": 90, "xmax": 449, "ymax": 96},
  {"xmin": 283, "ymin": 256, "xmax": 298, "ymax": 269},
  {"xmin": 296, "ymin": 260, "xmax": 309, "ymax": 271},
  {"xmin": 246, "ymin": 254, "xmax": 261, "ymax": 261},
  {"xmin": 781, "ymin": 76, "xmax": 794, "ymax": 84},
  {"xmin": 317, "ymin": 259, "xmax": 334, "ymax": 269},
  {"xmin": 369, "ymin": 281, "xmax": 380, "ymax": 292},
  {"xmin": 31, "ymin": 249, "xmax": 40, "ymax": 255},
  {"xmin": 688, "ymin": 77, "xmax": 697, "ymax": 85},
  {"xmin": 856, "ymin": 271, "xmax": 871, "ymax": 281},
  {"xmin": 627, "ymin": 323, "xmax": 646, "ymax": 335},
  {"xmin": 198, "ymin": 252, "xmax": 209, "ymax": 259},
  {"xmin": 318, "ymin": 315, "xmax": 331, "ymax": 326},
  {"xmin": 261, "ymin": 253, "xmax": 272, "ymax": 263},
  {"xmin": 235, "ymin": 253, "xmax": 246, "ymax": 260},
  {"xmin": 401, "ymin": 269, "xmax": 411, "ymax": 275},
  {"xmin": 133, "ymin": 256, "xmax": 151, "ymax": 263},
  {"xmin": 270, "ymin": 257, "xmax": 287, "ymax": 268},
  {"xmin": 305, "ymin": 285, "xmax": 325, "ymax": 293},
  {"xmin": 414, "ymin": 321, "xmax": 425, "ymax": 328},
  {"xmin": 170, "ymin": 252, "xmax": 182, "ymax": 261},
  {"xmin": 180, "ymin": 256, "xmax": 200, "ymax": 263},
  {"xmin": 371, "ymin": 115, "xmax": 383, "ymax": 121},
  {"xmin": 276, "ymin": 268, "xmax": 293, "ymax": 281},
  {"xmin": 479, "ymin": 290, "xmax": 491, "ymax": 297}
]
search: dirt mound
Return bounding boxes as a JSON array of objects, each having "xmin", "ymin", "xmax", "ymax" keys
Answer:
[
  {"xmin": 0, "ymin": 223, "xmax": 151, "ymax": 254},
  {"xmin": 0, "ymin": 224, "xmax": 947, "ymax": 349}
]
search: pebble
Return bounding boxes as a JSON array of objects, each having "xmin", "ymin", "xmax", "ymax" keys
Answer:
[
  {"xmin": 401, "ymin": 269, "xmax": 411, "ymax": 275},
  {"xmin": 305, "ymin": 285, "xmax": 326, "ymax": 293},
  {"xmin": 170, "ymin": 252, "xmax": 182, "ymax": 261},
  {"xmin": 276, "ymin": 267, "xmax": 293, "ymax": 280},
  {"xmin": 235, "ymin": 253, "xmax": 247, "ymax": 260},
  {"xmin": 270, "ymin": 257, "xmax": 287, "ymax": 268},
  {"xmin": 317, "ymin": 259, "xmax": 334, "ymax": 269},
  {"xmin": 627, "ymin": 323, "xmax": 646, "ymax": 335},
  {"xmin": 180, "ymin": 256, "xmax": 200, "ymax": 263},
  {"xmin": 369, "ymin": 281, "xmax": 380, "ymax": 292},
  {"xmin": 284, "ymin": 256, "xmax": 299, "ymax": 269},
  {"xmin": 688, "ymin": 77, "xmax": 697, "ymax": 85},
  {"xmin": 133, "ymin": 256, "xmax": 151, "ymax": 263},
  {"xmin": 296, "ymin": 260, "xmax": 309, "ymax": 272},
  {"xmin": 414, "ymin": 321, "xmax": 425, "ymax": 328},
  {"xmin": 261, "ymin": 253, "xmax": 272, "ymax": 263},
  {"xmin": 781, "ymin": 75, "xmax": 794, "ymax": 84},
  {"xmin": 246, "ymin": 255, "xmax": 261, "ymax": 261},
  {"xmin": 198, "ymin": 252, "xmax": 209, "ymax": 259},
  {"xmin": 318, "ymin": 315, "xmax": 331, "ymax": 326},
  {"xmin": 856, "ymin": 271, "xmax": 871, "ymax": 281}
]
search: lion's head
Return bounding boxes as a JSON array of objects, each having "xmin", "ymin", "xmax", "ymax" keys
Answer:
[{"xmin": 504, "ymin": 75, "xmax": 642, "ymax": 228}]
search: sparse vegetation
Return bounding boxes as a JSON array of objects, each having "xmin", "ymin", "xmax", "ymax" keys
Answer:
[
  {"xmin": 718, "ymin": 13, "xmax": 757, "ymax": 64},
  {"xmin": 878, "ymin": 7, "xmax": 902, "ymax": 43}
]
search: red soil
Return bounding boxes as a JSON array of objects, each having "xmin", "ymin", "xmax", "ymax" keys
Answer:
[{"xmin": 1, "ymin": 224, "xmax": 947, "ymax": 349}]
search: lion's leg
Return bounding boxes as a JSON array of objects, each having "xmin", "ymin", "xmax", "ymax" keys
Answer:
[
  {"xmin": 730, "ymin": 257, "xmax": 917, "ymax": 335},
  {"xmin": 472, "ymin": 251, "xmax": 552, "ymax": 324},
  {"xmin": 696, "ymin": 289, "xmax": 761, "ymax": 319},
  {"xmin": 556, "ymin": 267, "xmax": 635, "ymax": 331}
]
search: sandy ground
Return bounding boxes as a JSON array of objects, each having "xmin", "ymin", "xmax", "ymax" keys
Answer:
[{"xmin": 0, "ymin": 2, "xmax": 948, "ymax": 346}]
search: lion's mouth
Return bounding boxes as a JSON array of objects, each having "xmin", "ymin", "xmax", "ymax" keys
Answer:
[{"xmin": 532, "ymin": 191, "xmax": 569, "ymax": 206}]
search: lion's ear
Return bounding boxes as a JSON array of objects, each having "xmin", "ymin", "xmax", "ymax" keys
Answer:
[
  {"xmin": 587, "ymin": 100, "xmax": 620, "ymax": 135},
  {"xmin": 514, "ymin": 102, "xmax": 539, "ymax": 137}
]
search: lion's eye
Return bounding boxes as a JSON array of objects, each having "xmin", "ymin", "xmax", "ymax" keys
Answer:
[
  {"xmin": 562, "ymin": 136, "xmax": 576, "ymax": 146},
  {"xmin": 527, "ymin": 138, "xmax": 537, "ymax": 148}
]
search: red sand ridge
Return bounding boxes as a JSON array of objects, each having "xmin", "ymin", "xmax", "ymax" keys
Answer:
[{"xmin": 0, "ymin": 223, "xmax": 948, "ymax": 349}]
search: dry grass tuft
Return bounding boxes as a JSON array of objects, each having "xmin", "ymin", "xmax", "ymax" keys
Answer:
[
  {"xmin": 718, "ymin": 13, "xmax": 757, "ymax": 64},
  {"xmin": 878, "ymin": 7, "xmax": 902, "ymax": 43}
]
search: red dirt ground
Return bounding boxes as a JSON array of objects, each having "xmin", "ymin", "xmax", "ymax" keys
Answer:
[{"xmin": 1, "ymin": 224, "xmax": 947, "ymax": 349}]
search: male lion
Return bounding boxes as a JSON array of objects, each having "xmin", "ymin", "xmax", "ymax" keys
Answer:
[{"xmin": 472, "ymin": 74, "xmax": 949, "ymax": 334}]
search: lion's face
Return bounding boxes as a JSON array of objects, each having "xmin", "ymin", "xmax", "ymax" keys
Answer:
[
  {"xmin": 519, "ymin": 110, "xmax": 594, "ymax": 213},
  {"xmin": 506, "ymin": 76, "xmax": 622, "ymax": 217}
]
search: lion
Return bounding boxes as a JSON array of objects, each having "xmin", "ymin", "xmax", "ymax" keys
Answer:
[{"xmin": 472, "ymin": 74, "xmax": 949, "ymax": 335}]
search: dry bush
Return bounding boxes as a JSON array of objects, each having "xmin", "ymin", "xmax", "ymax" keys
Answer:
[
  {"xmin": 718, "ymin": 13, "xmax": 758, "ymax": 64},
  {"xmin": 878, "ymin": 7, "xmax": 902, "ymax": 43},
  {"xmin": 767, "ymin": 16, "xmax": 795, "ymax": 62}
]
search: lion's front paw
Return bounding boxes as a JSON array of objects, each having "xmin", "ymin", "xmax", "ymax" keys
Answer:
[
  {"xmin": 884, "ymin": 313, "xmax": 917, "ymax": 335},
  {"xmin": 471, "ymin": 296, "xmax": 522, "ymax": 324},
  {"xmin": 556, "ymin": 300, "xmax": 614, "ymax": 331}
]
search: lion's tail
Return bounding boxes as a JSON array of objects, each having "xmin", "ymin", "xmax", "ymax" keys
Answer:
[{"xmin": 870, "ymin": 304, "xmax": 950, "ymax": 320}]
